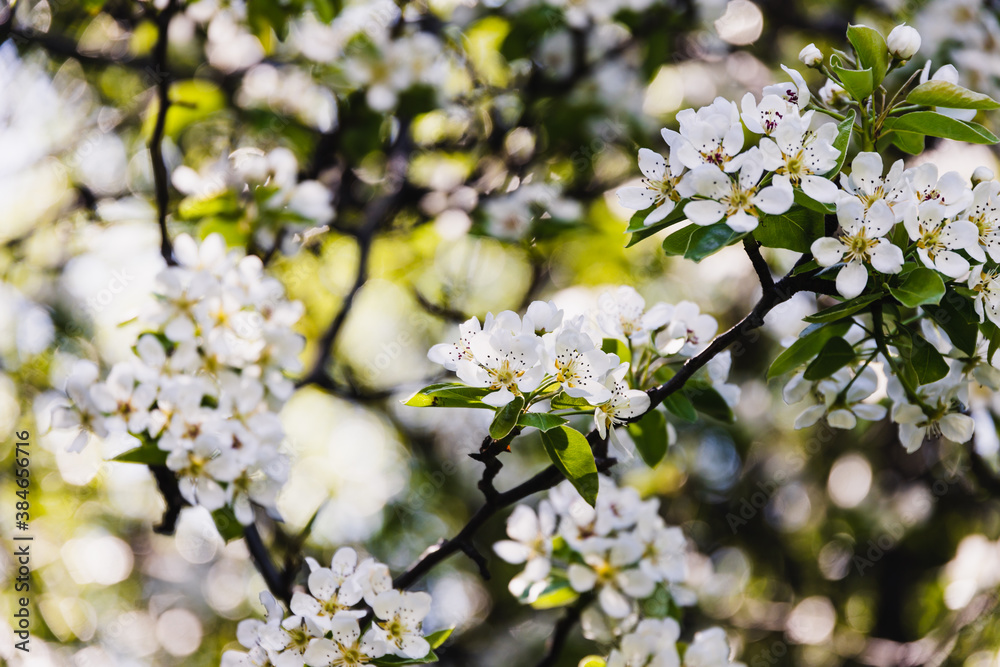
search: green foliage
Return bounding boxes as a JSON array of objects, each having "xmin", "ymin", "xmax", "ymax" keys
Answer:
[
  {"xmin": 755, "ymin": 206, "xmax": 825, "ymax": 252},
  {"xmin": 803, "ymin": 336, "xmax": 856, "ymax": 380},
  {"xmin": 540, "ymin": 426, "xmax": 600, "ymax": 506},
  {"xmin": 768, "ymin": 321, "xmax": 853, "ymax": 379},
  {"xmin": 889, "ymin": 268, "xmax": 946, "ymax": 308},
  {"xmin": 489, "ymin": 396, "xmax": 525, "ymax": 440},
  {"xmin": 627, "ymin": 408, "xmax": 669, "ymax": 467}
]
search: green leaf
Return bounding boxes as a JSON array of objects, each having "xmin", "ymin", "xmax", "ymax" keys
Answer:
[
  {"xmin": 373, "ymin": 650, "xmax": 439, "ymax": 665},
  {"xmin": 550, "ymin": 393, "xmax": 593, "ymax": 410},
  {"xmin": 627, "ymin": 409, "xmax": 669, "ymax": 467},
  {"xmin": 579, "ymin": 658, "xmax": 608, "ymax": 667},
  {"xmin": 826, "ymin": 110, "xmax": 857, "ymax": 177},
  {"xmin": 907, "ymin": 80, "xmax": 1000, "ymax": 110},
  {"xmin": 540, "ymin": 426, "xmax": 600, "ymax": 506},
  {"xmin": 684, "ymin": 382, "xmax": 735, "ymax": 423},
  {"xmin": 625, "ymin": 202, "xmax": 688, "ymax": 247},
  {"xmin": 755, "ymin": 206, "xmax": 825, "ymax": 252},
  {"xmin": 889, "ymin": 267, "xmax": 946, "ymax": 308},
  {"xmin": 663, "ymin": 222, "xmax": 745, "ymax": 261},
  {"xmin": 403, "ymin": 383, "xmax": 493, "ymax": 409},
  {"xmin": 530, "ymin": 580, "xmax": 580, "ymax": 609},
  {"xmin": 793, "ymin": 189, "xmax": 836, "ymax": 215},
  {"xmin": 426, "ymin": 629, "xmax": 454, "ymax": 650},
  {"xmin": 517, "ymin": 412, "xmax": 569, "ymax": 432},
  {"xmin": 890, "ymin": 111, "xmax": 999, "ymax": 145},
  {"xmin": 908, "ymin": 334, "xmax": 949, "ymax": 385},
  {"xmin": 804, "ymin": 293, "xmax": 882, "ymax": 323},
  {"xmin": 847, "ymin": 25, "xmax": 890, "ymax": 86},
  {"xmin": 767, "ymin": 321, "xmax": 853, "ymax": 379},
  {"xmin": 832, "ymin": 64, "xmax": 874, "ymax": 102},
  {"xmin": 923, "ymin": 289, "xmax": 980, "ymax": 355},
  {"xmin": 662, "ymin": 391, "xmax": 697, "ymax": 423},
  {"xmin": 602, "ymin": 338, "xmax": 631, "ymax": 364},
  {"xmin": 112, "ymin": 442, "xmax": 168, "ymax": 466},
  {"xmin": 212, "ymin": 507, "xmax": 243, "ymax": 543},
  {"xmin": 880, "ymin": 118, "xmax": 926, "ymax": 155},
  {"xmin": 803, "ymin": 336, "xmax": 856, "ymax": 381},
  {"xmin": 489, "ymin": 396, "xmax": 524, "ymax": 440}
]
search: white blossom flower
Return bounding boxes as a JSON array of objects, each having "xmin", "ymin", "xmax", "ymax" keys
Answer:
[
  {"xmin": 607, "ymin": 617, "xmax": 681, "ymax": 667},
  {"xmin": 52, "ymin": 360, "xmax": 112, "ymax": 452},
  {"xmin": 893, "ymin": 402, "xmax": 975, "ymax": 452},
  {"xmin": 683, "ymin": 148, "xmax": 794, "ymax": 232},
  {"xmin": 671, "ymin": 98, "xmax": 744, "ymax": 170},
  {"xmin": 568, "ymin": 536, "xmax": 656, "ymax": 618},
  {"xmin": 964, "ymin": 180, "xmax": 1000, "ymax": 263},
  {"xmin": 684, "ymin": 627, "xmax": 738, "ymax": 667},
  {"xmin": 594, "ymin": 364, "xmax": 651, "ymax": 457},
  {"xmin": 302, "ymin": 616, "xmax": 387, "ymax": 667},
  {"xmin": 762, "ymin": 65, "xmax": 811, "ymax": 111},
  {"xmin": 597, "ymin": 286, "xmax": 672, "ymax": 343},
  {"xmin": 888, "ymin": 24, "xmax": 922, "ymax": 59},
  {"xmin": 545, "ymin": 326, "xmax": 615, "ymax": 404},
  {"xmin": 969, "ymin": 265, "xmax": 1000, "ymax": 327},
  {"xmin": 906, "ymin": 163, "xmax": 973, "ymax": 215},
  {"xmin": 758, "ymin": 113, "xmax": 842, "ymax": 203},
  {"xmin": 617, "ymin": 141, "xmax": 687, "ymax": 225},
  {"xmin": 371, "ymin": 590, "xmax": 432, "ymax": 659},
  {"xmin": 838, "ymin": 152, "xmax": 913, "ymax": 220},
  {"xmin": 655, "ymin": 300, "xmax": 718, "ymax": 356},
  {"xmin": 904, "ymin": 201, "xmax": 979, "ymax": 278},
  {"xmin": 739, "ymin": 93, "xmax": 794, "ymax": 137},
  {"xmin": 494, "ymin": 502, "xmax": 557, "ymax": 595},
  {"xmin": 812, "ymin": 198, "xmax": 904, "ymax": 298},
  {"xmin": 799, "ymin": 43, "xmax": 823, "ymax": 67},
  {"xmin": 456, "ymin": 328, "xmax": 545, "ymax": 407}
]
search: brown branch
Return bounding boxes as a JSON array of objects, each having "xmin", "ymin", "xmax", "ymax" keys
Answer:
[
  {"xmin": 743, "ymin": 237, "xmax": 774, "ymax": 290},
  {"xmin": 244, "ymin": 523, "xmax": 293, "ymax": 607},
  {"xmin": 149, "ymin": 464, "xmax": 188, "ymax": 534},
  {"xmin": 149, "ymin": 0, "xmax": 179, "ymax": 266},
  {"xmin": 535, "ymin": 594, "xmax": 593, "ymax": 667}
]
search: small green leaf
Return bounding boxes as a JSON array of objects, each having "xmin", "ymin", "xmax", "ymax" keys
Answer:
[
  {"xmin": 579, "ymin": 658, "xmax": 608, "ymax": 667},
  {"xmin": 626, "ymin": 202, "xmax": 689, "ymax": 247},
  {"xmin": 684, "ymin": 382, "xmax": 735, "ymax": 423},
  {"xmin": 662, "ymin": 391, "xmax": 697, "ymax": 423},
  {"xmin": 908, "ymin": 335, "xmax": 949, "ymax": 385},
  {"xmin": 112, "ymin": 442, "xmax": 168, "ymax": 466},
  {"xmin": 803, "ymin": 336, "xmax": 856, "ymax": 380},
  {"xmin": 832, "ymin": 64, "xmax": 874, "ymax": 102},
  {"xmin": 793, "ymin": 189, "xmax": 836, "ymax": 215},
  {"xmin": 889, "ymin": 267, "xmax": 946, "ymax": 308},
  {"xmin": 804, "ymin": 294, "xmax": 882, "ymax": 323},
  {"xmin": 489, "ymin": 396, "xmax": 524, "ymax": 440},
  {"xmin": 890, "ymin": 111, "xmax": 999, "ymax": 144},
  {"xmin": 530, "ymin": 581, "xmax": 580, "ymax": 609},
  {"xmin": 517, "ymin": 413, "xmax": 569, "ymax": 432},
  {"xmin": 662, "ymin": 222, "xmax": 746, "ymax": 261},
  {"xmin": 403, "ymin": 383, "xmax": 492, "ymax": 409},
  {"xmin": 907, "ymin": 80, "xmax": 1000, "ymax": 110},
  {"xmin": 826, "ymin": 110, "xmax": 857, "ymax": 177},
  {"xmin": 213, "ymin": 507, "xmax": 243, "ymax": 543},
  {"xmin": 755, "ymin": 206, "xmax": 825, "ymax": 252},
  {"xmin": 923, "ymin": 289, "xmax": 980, "ymax": 355},
  {"xmin": 540, "ymin": 426, "xmax": 600, "ymax": 506},
  {"xmin": 627, "ymin": 409, "xmax": 669, "ymax": 467},
  {"xmin": 426, "ymin": 628, "xmax": 454, "ymax": 650},
  {"xmin": 550, "ymin": 393, "xmax": 593, "ymax": 410},
  {"xmin": 372, "ymin": 650, "xmax": 439, "ymax": 665},
  {"xmin": 767, "ymin": 321, "xmax": 853, "ymax": 379},
  {"xmin": 847, "ymin": 25, "xmax": 889, "ymax": 86}
]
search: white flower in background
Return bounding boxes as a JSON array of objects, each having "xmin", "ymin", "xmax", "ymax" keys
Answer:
[
  {"xmin": 964, "ymin": 180, "xmax": 1000, "ymax": 263},
  {"xmin": 291, "ymin": 549, "xmax": 367, "ymax": 632},
  {"xmin": 904, "ymin": 201, "xmax": 979, "ymax": 278},
  {"xmin": 763, "ymin": 65, "xmax": 811, "ymax": 111},
  {"xmin": 819, "ymin": 79, "xmax": 848, "ymax": 107},
  {"xmin": 52, "ymin": 360, "xmax": 112, "ymax": 452},
  {"xmin": 893, "ymin": 402, "xmax": 975, "ymax": 452},
  {"xmin": 706, "ymin": 350, "xmax": 741, "ymax": 407},
  {"xmin": 616, "ymin": 142, "xmax": 687, "ymax": 225},
  {"xmin": 634, "ymin": 504, "xmax": 688, "ymax": 583},
  {"xmin": 371, "ymin": 590, "xmax": 432, "ymax": 659},
  {"xmin": 568, "ymin": 536, "xmax": 656, "ymax": 618},
  {"xmin": 595, "ymin": 363, "xmax": 651, "ymax": 456},
  {"xmin": 786, "ymin": 366, "xmax": 886, "ymax": 430},
  {"xmin": 494, "ymin": 502, "xmax": 557, "ymax": 595},
  {"xmin": 906, "ymin": 163, "xmax": 973, "ymax": 215},
  {"xmin": 525, "ymin": 300, "xmax": 564, "ymax": 334},
  {"xmin": 427, "ymin": 316, "xmax": 487, "ymax": 371},
  {"xmin": 838, "ymin": 152, "xmax": 912, "ymax": 220},
  {"xmin": 607, "ymin": 617, "xmax": 682, "ymax": 667},
  {"xmin": 759, "ymin": 113, "xmax": 842, "ymax": 203},
  {"xmin": 887, "ymin": 24, "xmax": 922, "ymax": 59},
  {"xmin": 969, "ymin": 265, "xmax": 1000, "ymax": 327},
  {"xmin": 597, "ymin": 286, "xmax": 672, "ymax": 343},
  {"xmin": 167, "ymin": 436, "xmax": 241, "ymax": 511},
  {"xmin": 655, "ymin": 301, "xmax": 718, "ymax": 357},
  {"xmin": 683, "ymin": 148, "xmax": 794, "ymax": 232},
  {"xmin": 670, "ymin": 98, "xmax": 744, "ymax": 170},
  {"xmin": 812, "ymin": 198, "xmax": 904, "ymax": 298},
  {"xmin": 302, "ymin": 615, "xmax": 387, "ymax": 666},
  {"xmin": 799, "ymin": 43, "xmax": 823, "ymax": 67},
  {"xmin": 355, "ymin": 558, "xmax": 393, "ymax": 606},
  {"xmin": 684, "ymin": 627, "xmax": 739, "ymax": 667}
]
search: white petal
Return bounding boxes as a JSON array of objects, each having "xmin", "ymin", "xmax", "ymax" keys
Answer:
[
  {"xmin": 836, "ymin": 261, "xmax": 869, "ymax": 299},
  {"xmin": 940, "ymin": 413, "xmax": 975, "ymax": 443},
  {"xmin": 684, "ymin": 201, "xmax": 726, "ymax": 226},
  {"xmin": 637, "ymin": 148, "xmax": 667, "ymax": 180},
  {"xmin": 811, "ymin": 237, "xmax": 846, "ymax": 267},
  {"xmin": 617, "ymin": 186, "xmax": 656, "ymax": 210}
]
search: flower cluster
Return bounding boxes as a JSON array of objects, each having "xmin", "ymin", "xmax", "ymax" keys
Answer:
[
  {"xmin": 496, "ymin": 477, "xmax": 739, "ymax": 665},
  {"xmin": 54, "ymin": 233, "xmax": 303, "ymax": 524},
  {"xmin": 425, "ymin": 288, "xmax": 735, "ymax": 458},
  {"xmin": 618, "ymin": 66, "xmax": 836, "ymax": 233},
  {"xmin": 222, "ymin": 547, "xmax": 441, "ymax": 666}
]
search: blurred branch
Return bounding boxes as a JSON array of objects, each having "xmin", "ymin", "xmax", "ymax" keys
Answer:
[
  {"xmin": 535, "ymin": 594, "xmax": 593, "ymax": 667},
  {"xmin": 149, "ymin": 0, "xmax": 179, "ymax": 266},
  {"xmin": 149, "ymin": 464, "xmax": 187, "ymax": 534},
  {"xmin": 743, "ymin": 237, "xmax": 774, "ymax": 290},
  {"xmin": 244, "ymin": 523, "xmax": 293, "ymax": 607}
]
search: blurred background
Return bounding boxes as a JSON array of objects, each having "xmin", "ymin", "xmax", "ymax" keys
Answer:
[{"xmin": 3, "ymin": 0, "xmax": 1000, "ymax": 664}]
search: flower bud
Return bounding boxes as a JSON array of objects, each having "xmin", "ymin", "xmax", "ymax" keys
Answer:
[
  {"xmin": 798, "ymin": 43, "xmax": 823, "ymax": 67},
  {"xmin": 973, "ymin": 166, "xmax": 995, "ymax": 186},
  {"xmin": 887, "ymin": 25, "xmax": 921, "ymax": 60},
  {"xmin": 820, "ymin": 79, "xmax": 848, "ymax": 107}
]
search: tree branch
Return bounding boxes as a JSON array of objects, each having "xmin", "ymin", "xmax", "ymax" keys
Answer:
[
  {"xmin": 535, "ymin": 594, "xmax": 593, "ymax": 667},
  {"xmin": 244, "ymin": 522, "xmax": 293, "ymax": 606},
  {"xmin": 743, "ymin": 237, "xmax": 774, "ymax": 290},
  {"xmin": 149, "ymin": 0, "xmax": 179, "ymax": 266}
]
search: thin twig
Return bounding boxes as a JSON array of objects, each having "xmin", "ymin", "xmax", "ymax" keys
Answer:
[
  {"xmin": 244, "ymin": 523, "xmax": 293, "ymax": 606},
  {"xmin": 149, "ymin": 0, "xmax": 179, "ymax": 266},
  {"xmin": 149, "ymin": 464, "xmax": 188, "ymax": 534},
  {"xmin": 535, "ymin": 594, "xmax": 593, "ymax": 667}
]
